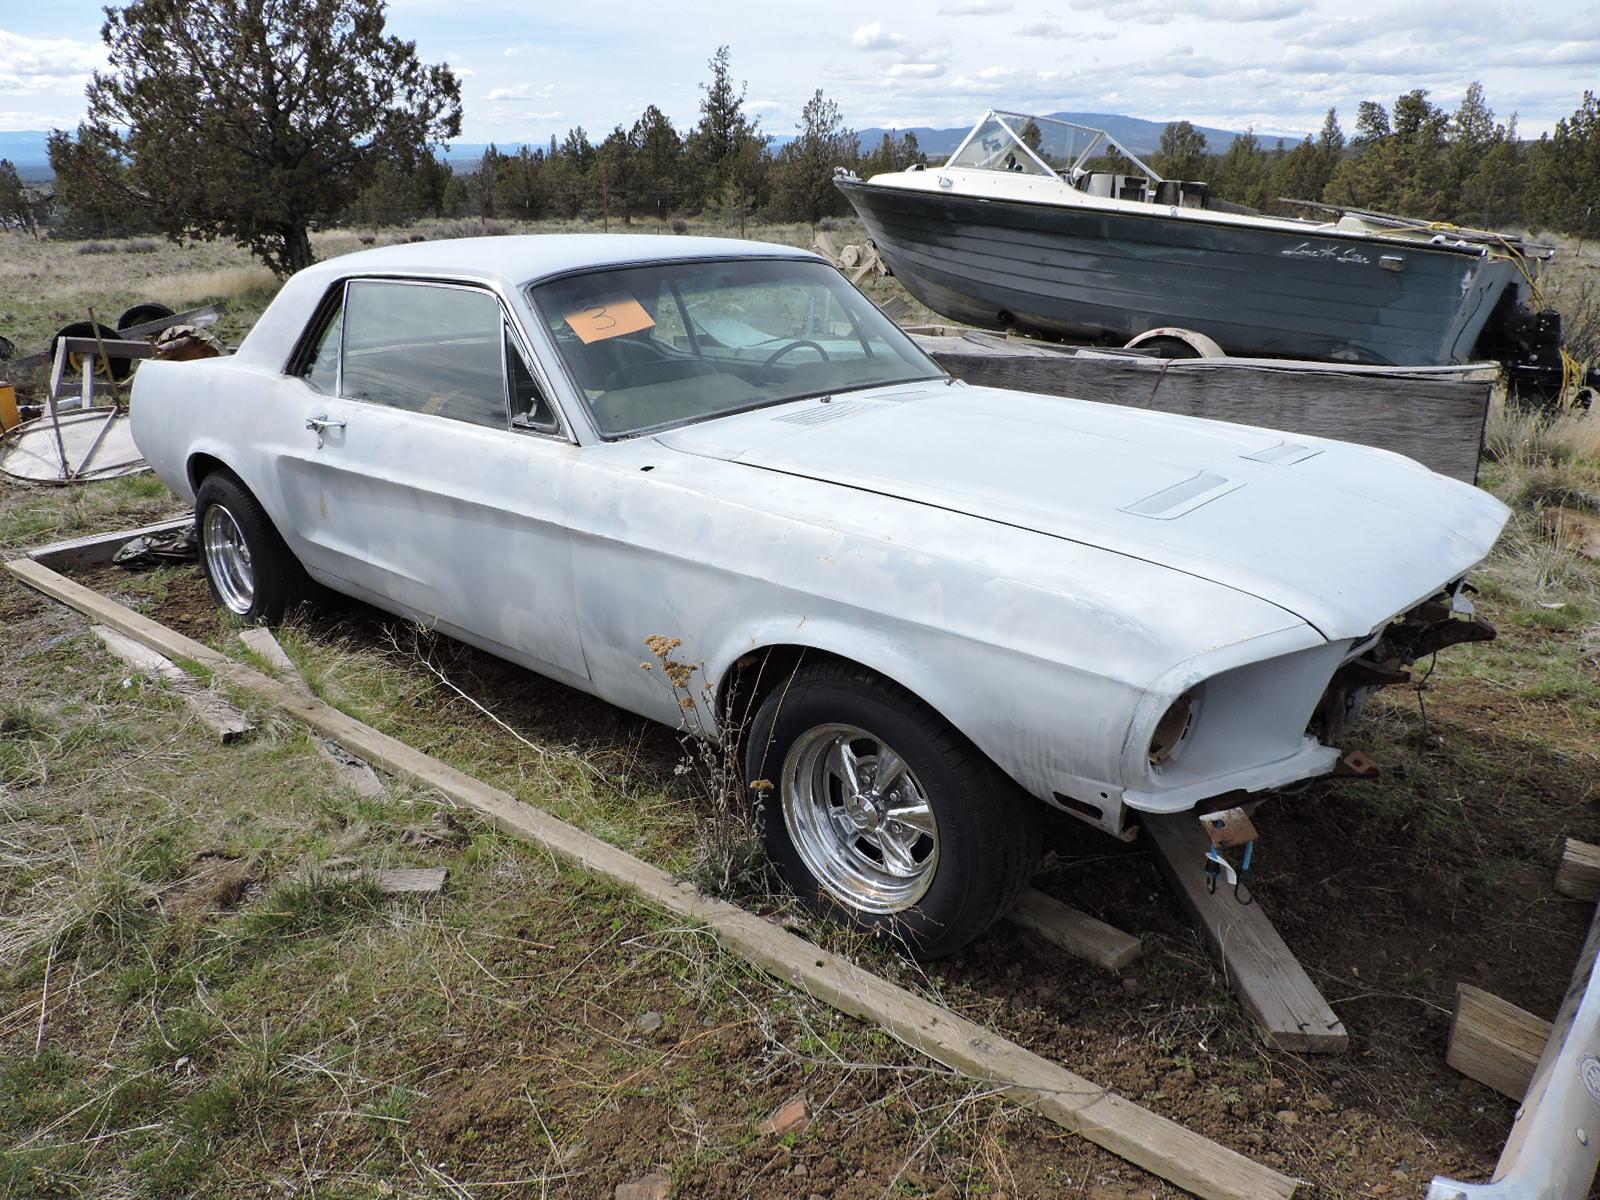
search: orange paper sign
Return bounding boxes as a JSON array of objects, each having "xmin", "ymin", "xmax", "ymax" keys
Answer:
[{"xmin": 563, "ymin": 297, "xmax": 655, "ymax": 343}]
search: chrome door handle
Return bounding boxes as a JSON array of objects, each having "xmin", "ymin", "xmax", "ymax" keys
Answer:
[{"xmin": 305, "ymin": 415, "xmax": 345, "ymax": 447}]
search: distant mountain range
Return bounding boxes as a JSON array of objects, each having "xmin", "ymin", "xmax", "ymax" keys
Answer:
[
  {"xmin": 0, "ymin": 131, "xmax": 55, "ymax": 180},
  {"xmin": 2, "ymin": 112, "xmax": 1303, "ymax": 180}
]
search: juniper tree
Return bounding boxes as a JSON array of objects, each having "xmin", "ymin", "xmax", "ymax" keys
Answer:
[{"xmin": 59, "ymin": 0, "xmax": 460, "ymax": 274}]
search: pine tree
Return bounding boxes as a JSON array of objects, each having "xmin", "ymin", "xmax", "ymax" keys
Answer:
[
  {"xmin": 1152, "ymin": 121, "xmax": 1207, "ymax": 182},
  {"xmin": 771, "ymin": 89, "xmax": 858, "ymax": 224},
  {"xmin": 0, "ymin": 160, "xmax": 40, "ymax": 237},
  {"xmin": 631, "ymin": 105, "xmax": 683, "ymax": 223},
  {"xmin": 687, "ymin": 45, "xmax": 767, "ymax": 210},
  {"xmin": 1527, "ymin": 91, "xmax": 1600, "ymax": 237}
]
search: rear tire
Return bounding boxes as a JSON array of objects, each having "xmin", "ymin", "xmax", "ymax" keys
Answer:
[
  {"xmin": 745, "ymin": 660, "xmax": 1042, "ymax": 958},
  {"xmin": 194, "ymin": 471, "xmax": 312, "ymax": 625}
]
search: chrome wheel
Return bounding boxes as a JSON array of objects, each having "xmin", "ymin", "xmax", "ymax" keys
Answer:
[
  {"xmin": 202, "ymin": 503, "xmax": 255, "ymax": 616},
  {"xmin": 780, "ymin": 723, "xmax": 940, "ymax": 914}
]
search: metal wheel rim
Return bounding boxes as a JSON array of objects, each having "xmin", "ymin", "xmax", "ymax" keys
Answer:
[
  {"xmin": 202, "ymin": 504, "xmax": 255, "ymax": 615},
  {"xmin": 780, "ymin": 723, "xmax": 940, "ymax": 914}
]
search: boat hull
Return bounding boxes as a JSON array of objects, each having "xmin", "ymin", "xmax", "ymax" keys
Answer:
[{"xmin": 837, "ymin": 180, "xmax": 1520, "ymax": 366}]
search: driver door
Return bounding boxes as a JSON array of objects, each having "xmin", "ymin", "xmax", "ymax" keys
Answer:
[{"xmin": 274, "ymin": 278, "xmax": 588, "ymax": 680}]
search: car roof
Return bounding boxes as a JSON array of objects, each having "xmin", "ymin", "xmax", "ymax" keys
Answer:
[
  {"xmin": 303, "ymin": 233, "xmax": 820, "ymax": 289},
  {"xmin": 232, "ymin": 234, "xmax": 826, "ymax": 372}
]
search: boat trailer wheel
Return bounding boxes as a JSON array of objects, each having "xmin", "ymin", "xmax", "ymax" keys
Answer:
[{"xmin": 1124, "ymin": 326, "xmax": 1227, "ymax": 360}]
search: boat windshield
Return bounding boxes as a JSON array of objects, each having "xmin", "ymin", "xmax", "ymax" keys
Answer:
[
  {"xmin": 527, "ymin": 258, "xmax": 944, "ymax": 438},
  {"xmin": 947, "ymin": 111, "xmax": 1163, "ymax": 184},
  {"xmin": 947, "ymin": 115, "xmax": 1055, "ymax": 176}
]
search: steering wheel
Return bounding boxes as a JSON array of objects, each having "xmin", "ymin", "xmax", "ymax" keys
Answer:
[{"xmin": 756, "ymin": 339, "xmax": 830, "ymax": 382}]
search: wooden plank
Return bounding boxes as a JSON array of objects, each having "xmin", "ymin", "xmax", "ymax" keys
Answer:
[
  {"xmin": 8, "ymin": 555, "xmax": 1302, "ymax": 1200},
  {"xmin": 26, "ymin": 515, "xmax": 192, "ymax": 570},
  {"xmin": 234, "ymin": 628, "xmax": 389, "ymax": 796},
  {"xmin": 92, "ymin": 623, "xmax": 186, "ymax": 681},
  {"xmin": 91, "ymin": 624, "xmax": 254, "ymax": 744},
  {"xmin": 1447, "ymin": 983, "xmax": 1551, "ymax": 1100},
  {"xmin": 313, "ymin": 733, "xmax": 388, "ymax": 798},
  {"xmin": 1556, "ymin": 837, "xmax": 1600, "ymax": 901},
  {"xmin": 371, "ymin": 866, "xmax": 448, "ymax": 894},
  {"xmin": 918, "ymin": 337, "xmax": 1490, "ymax": 484},
  {"xmin": 1006, "ymin": 888, "xmax": 1143, "ymax": 971},
  {"xmin": 238, "ymin": 627, "xmax": 298, "ymax": 676},
  {"xmin": 1143, "ymin": 814, "xmax": 1347, "ymax": 1054}
]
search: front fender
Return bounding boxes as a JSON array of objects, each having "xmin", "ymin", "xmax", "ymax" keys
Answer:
[{"xmin": 702, "ymin": 611, "xmax": 1148, "ymax": 827}]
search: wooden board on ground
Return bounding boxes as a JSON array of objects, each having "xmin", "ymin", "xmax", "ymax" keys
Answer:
[
  {"xmin": 915, "ymin": 331, "xmax": 1492, "ymax": 484},
  {"xmin": 1447, "ymin": 983, "xmax": 1551, "ymax": 1100},
  {"xmin": 10, "ymin": 555, "xmax": 1302, "ymax": 1200},
  {"xmin": 372, "ymin": 866, "xmax": 448, "ymax": 894},
  {"xmin": 1006, "ymin": 887, "xmax": 1143, "ymax": 971},
  {"xmin": 27, "ymin": 515, "xmax": 192, "ymax": 570},
  {"xmin": 1556, "ymin": 837, "xmax": 1600, "ymax": 901},
  {"xmin": 1143, "ymin": 813, "xmax": 1347, "ymax": 1054},
  {"xmin": 239, "ymin": 627, "xmax": 298, "ymax": 676},
  {"xmin": 91, "ymin": 624, "xmax": 254, "ymax": 743}
]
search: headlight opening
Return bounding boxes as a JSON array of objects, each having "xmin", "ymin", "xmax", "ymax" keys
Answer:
[{"xmin": 1148, "ymin": 689, "xmax": 1200, "ymax": 768}]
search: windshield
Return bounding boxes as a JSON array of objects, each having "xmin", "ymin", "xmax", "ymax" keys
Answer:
[
  {"xmin": 948, "ymin": 114, "xmax": 1054, "ymax": 176},
  {"xmin": 527, "ymin": 257, "xmax": 943, "ymax": 437}
]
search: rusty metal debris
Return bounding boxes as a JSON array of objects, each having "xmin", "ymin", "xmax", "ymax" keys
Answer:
[{"xmin": 0, "ymin": 302, "xmax": 227, "ymax": 485}]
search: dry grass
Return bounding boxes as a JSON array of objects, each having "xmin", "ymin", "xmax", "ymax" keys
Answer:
[
  {"xmin": 141, "ymin": 264, "xmax": 278, "ymax": 309},
  {"xmin": 1485, "ymin": 394, "xmax": 1600, "ymax": 468}
]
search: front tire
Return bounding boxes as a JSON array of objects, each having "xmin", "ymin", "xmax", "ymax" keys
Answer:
[
  {"xmin": 745, "ymin": 661, "xmax": 1042, "ymax": 959},
  {"xmin": 194, "ymin": 471, "xmax": 310, "ymax": 625}
]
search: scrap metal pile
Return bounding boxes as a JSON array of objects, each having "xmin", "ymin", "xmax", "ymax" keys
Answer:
[{"xmin": 0, "ymin": 301, "xmax": 225, "ymax": 484}]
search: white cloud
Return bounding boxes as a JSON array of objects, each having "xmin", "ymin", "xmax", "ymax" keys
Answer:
[
  {"xmin": 1536, "ymin": 40, "xmax": 1600, "ymax": 65},
  {"xmin": 1066, "ymin": 0, "xmax": 1309, "ymax": 22},
  {"xmin": 503, "ymin": 42, "xmax": 548, "ymax": 57},
  {"xmin": 886, "ymin": 62, "xmax": 946, "ymax": 79},
  {"xmin": 486, "ymin": 82, "xmax": 556, "ymax": 101},
  {"xmin": 1014, "ymin": 20, "xmax": 1069, "ymax": 39},
  {"xmin": 0, "ymin": 29, "xmax": 103, "ymax": 96},
  {"xmin": 852, "ymin": 22, "xmax": 909, "ymax": 50}
]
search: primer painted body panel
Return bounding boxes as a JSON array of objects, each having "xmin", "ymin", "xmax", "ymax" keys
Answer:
[{"xmin": 130, "ymin": 235, "xmax": 1509, "ymax": 833}]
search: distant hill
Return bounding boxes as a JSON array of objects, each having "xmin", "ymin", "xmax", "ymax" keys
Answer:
[
  {"xmin": 856, "ymin": 112, "xmax": 1305, "ymax": 160},
  {"xmin": 0, "ymin": 131, "xmax": 54, "ymax": 180},
  {"xmin": 4, "ymin": 113, "xmax": 1303, "ymax": 182}
]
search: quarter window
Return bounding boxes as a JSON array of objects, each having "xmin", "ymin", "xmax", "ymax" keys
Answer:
[
  {"xmin": 340, "ymin": 281, "xmax": 508, "ymax": 429},
  {"xmin": 300, "ymin": 300, "xmax": 343, "ymax": 395},
  {"xmin": 505, "ymin": 326, "xmax": 558, "ymax": 432}
]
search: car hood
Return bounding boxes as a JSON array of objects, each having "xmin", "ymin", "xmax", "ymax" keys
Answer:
[{"xmin": 654, "ymin": 381, "xmax": 1510, "ymax": 640}]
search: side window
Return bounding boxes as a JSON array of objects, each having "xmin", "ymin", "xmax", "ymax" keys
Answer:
[
  {"xmin": 299, "ymin": 297, "xmax": 343, "ymax": 394},
  {"xmin": 341, "ymin": 281, "xmax": 508, "ymax": 429},
  {"xmin": 505, "ymin": 326, "xmax": 559, "ymax": 433}
]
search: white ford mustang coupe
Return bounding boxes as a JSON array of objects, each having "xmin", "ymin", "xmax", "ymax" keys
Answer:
[{"xmin": 131, "ymin": 235, "xmax": 1509, "ymax": 956}]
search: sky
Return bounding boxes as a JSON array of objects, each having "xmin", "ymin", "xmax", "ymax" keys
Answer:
[{"xmin": 3, "ymin": 0, "xmax": 1598, "ymax": 145}]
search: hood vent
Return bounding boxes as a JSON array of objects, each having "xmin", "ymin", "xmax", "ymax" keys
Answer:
[
  {"xmin": 1120, "ymin": 470, "xmax": 1244, "ymax": 520},
  {"xmin": 1243, "ymin": 441, "xmax": 1323, "ymax": 466}
]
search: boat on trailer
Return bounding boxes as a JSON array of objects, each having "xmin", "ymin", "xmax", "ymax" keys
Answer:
[{"xmin": 834, "ymin": 110, "xmax": 1558, "ymax": 371}]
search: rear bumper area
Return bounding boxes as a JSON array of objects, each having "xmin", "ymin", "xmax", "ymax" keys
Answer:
[{"xmin": 1427, "ymin": 908, "xmax": 1600, "ymax": 1200}]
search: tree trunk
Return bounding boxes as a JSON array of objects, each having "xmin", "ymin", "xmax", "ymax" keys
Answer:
[{"xmin": 285, "ymin": 224, "xmax": 313, "ymax": 274}]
